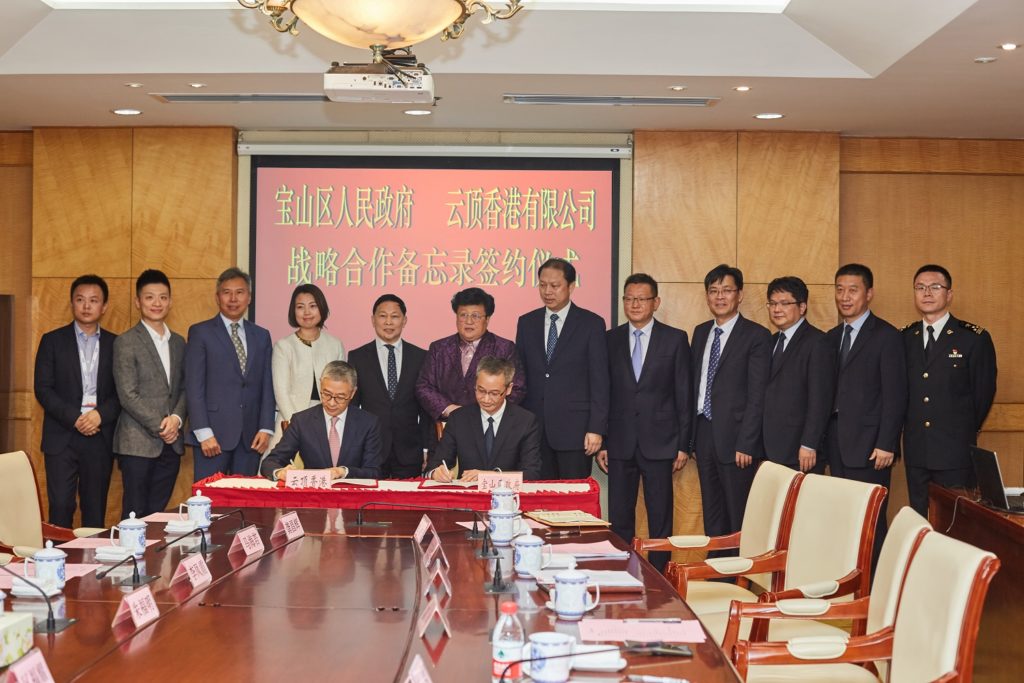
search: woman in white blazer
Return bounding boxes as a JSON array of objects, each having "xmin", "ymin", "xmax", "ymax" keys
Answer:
[{"xmin": 270, "ymin": 284, "xmax": 346, "ymax": 448}]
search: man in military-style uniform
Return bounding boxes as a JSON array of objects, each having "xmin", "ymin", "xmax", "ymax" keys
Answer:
[{"xmin": 903, "ymin": 264, "xmax": 997, "ymax": 515}]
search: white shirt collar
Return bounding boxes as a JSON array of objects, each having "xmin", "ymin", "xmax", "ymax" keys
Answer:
[
  {"xmin": 481, "ymin": 400, "xmax": 508, "ymax": 424},
  {"xmin": 629, "ymin": 318, "xmax": 655, "ymax": 336},
  {"xmin": 375, "ymin": 337, "xmax": 403, "ymax": 351},
  {"xmin": 845, "ymin": 309, "xmax": 871, "ymax": 332},
  {"xmin": 546, "ymin": 301, "xmax": 572, "ymax": 318},
  {"xmin": 73, "ymin": 321, "xmax": 100, "ymax": 339},
  {"xmin": 141, "ymin": 319, "xmax": 172, "ymax": 342},
  {"xmin": 323, "ymin": 407, "xmax": 348, "ymax": 425},
  {"xmin": 715, "ymin": 313, "xmax": 741, "ymax": 334},
  {"xmin": 923, "ymin": 312, "xmax": 951, "ymax": 336},
  {"xmin": 779, "ymin": 317, "xmax": 805, "ymax": 340},
  {"xmin": 220, "ymin": 313, "xmax": 244, "ymax": 328}
]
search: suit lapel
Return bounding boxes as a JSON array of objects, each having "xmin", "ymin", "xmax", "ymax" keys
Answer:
[
  {"xmin": 337, "ymin": 410, "xmax": 359, "ymax": 466},
  {"xmin": 65, "ymin": 324, "xmax": 84, "ymax": 397},
  {"xmin": 636, "ymin": 321, "xmax": 660, "ymax": 384},
  {"xmin": 138, "ymin": 323, "xmax": 171, "ymax": 390},
  {"xmin": 548, "ymin": 306, "xmax": 579, "ymax": 365},
  {"xmin": 715, "ymin": 315, "xmax": 745, "ymax": 369},
  {"xmin": 367, "ymin": 343, "xmax": 391, "ymax": 399},
  {"xmin": 214, "ymin": 317, "xmax": 245, "ymax": 377},
  {"xmin": 771, "ymin": 322, "xmax": 805, "ymax": 378},
  {"xmin": 842, "ymin": 313, "xmax": 874, "ymax": 370},
  {"xmin": 489, "ymin": 408, "xmax": 513, "ymax": 468}
]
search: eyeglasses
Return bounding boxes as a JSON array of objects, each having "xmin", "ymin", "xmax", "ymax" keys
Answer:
[
  {"xmin": 475, "ymin": 387, "xmax": 508, "ymax": 400},
  {"xmin": 707, "ymin": 288, "xmax": 738, "ymax": 297},
  {"xmin": 622, "ymin": 296, "xmax": 656, "ymax": 305},
  {"xmin": 766, "ymin": 300, "xmax": 800, "ymax": 309},
  {"xmin": 320, "ymin": 390, "xmax": 353, "ymax": 404},
  {"xmin": 457, "ymin": 312, "xmax": 485, "ymax": 322},
  {"xmin": 914, "ymin": 284, "xmax": 949, "ymax": 293}
]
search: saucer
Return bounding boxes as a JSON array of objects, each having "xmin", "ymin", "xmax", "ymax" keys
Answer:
[{"xmin": 544, "ymin": 600, "xmax": 585, "ymax": 621}]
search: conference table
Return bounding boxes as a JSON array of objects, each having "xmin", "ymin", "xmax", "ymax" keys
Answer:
[
  {"xmin": 5, "ymin": 507, "xmax": 742, "ymax": 682},
  {"xmin": 193, "ymin": 473, "xmax": 604, "ymax": 517}
]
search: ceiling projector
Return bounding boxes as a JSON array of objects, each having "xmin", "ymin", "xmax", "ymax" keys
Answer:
[{"xmin": 324, "ymin": 61, "xmax": 434, "ymax": 104}]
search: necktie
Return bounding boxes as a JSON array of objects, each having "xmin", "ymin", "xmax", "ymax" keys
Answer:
[
  {"xmin": 385, "ymin": 343, "xmax": 398, "ymax": 400},
  {"xmin": 839, "ymin": 324, "xmax": 853, "ymax": 367},
  {"xmin": 328, "ymin": 416, "xmax": 341, "ymax": 467},
  {"xmin": 484, "ymin": 416, "xmax": 495, "ymax": 461},
  {"xmin": 460, "ymin": 341, "xmax": 474, "ymax": 376},
  {"xmin": 924, "ymin": 324, "xmax": 935, "ymax": 361},
  {"xmin": 546, "ymin": 313, "xmax": 559, "ymax": 362},
  {"xmin": 631, "ymin": 329, "xmax": 644, "ymax": 380},
  {"xmin": 771, "ymin": 332, "xmax": 785, "ymax": 372},
  {"xmin": 230, "ymin": 322, "xmax": 247, "ymax": 373},
  {"xmin": 702, "ymin": 327, "xmax": 723, "ymax": 420}
]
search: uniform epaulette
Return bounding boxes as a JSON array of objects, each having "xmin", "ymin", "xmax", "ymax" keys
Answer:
[
  {"xmin": 901, "ymin": 321, "xmax": 918, "ymax": 333},
  {"xmin": 959, "ymin": 320, "xmax": 985, "ymax": 335}
]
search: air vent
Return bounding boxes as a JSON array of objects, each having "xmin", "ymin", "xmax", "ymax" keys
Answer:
[
  {"xmin": 151, "ymin": 93, "xmax": 328, "ymax": 103},
  {"xmin": 503, "ymin": 94, "xmax": 720, "ymax": 106}
]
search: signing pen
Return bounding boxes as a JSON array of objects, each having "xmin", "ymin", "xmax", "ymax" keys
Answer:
[{"xmin": 627, "ymin": 676, "xmax": 690, "ymax": 683}]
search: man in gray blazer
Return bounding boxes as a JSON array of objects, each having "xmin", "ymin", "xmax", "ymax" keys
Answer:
[{"xmin": 113, "ymin": 270, "xmax": 187, "ymax": 518}]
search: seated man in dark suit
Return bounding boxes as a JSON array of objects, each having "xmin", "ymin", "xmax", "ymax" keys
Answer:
[
  {"xmin": 426, "ymin": 356, "xmax": 542, "ymax": 481},
  {"xmin": 260, "ymin": 361, "xmax": 382, "ymax": 480}
]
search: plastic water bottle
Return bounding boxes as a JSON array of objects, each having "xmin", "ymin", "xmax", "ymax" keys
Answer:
[{"xmin": 491, "ymin": 600, "xmax": 525, "ymax": 682}]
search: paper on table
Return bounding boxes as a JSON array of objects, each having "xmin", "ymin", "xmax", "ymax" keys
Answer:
[
  {"xmin": 0, "ymin": 563, "xmax": 101, "ymax": 589},
  {"xmin": 142, "ymin": 512, "xmax": 183, "ymax": 522},
  {"xmin": 420, "ymin": 479, "xmax": 477, "ymax": 488},
  {"xmin": 548, "ymin": 540, "xmax": 629, "ymax": 558},
  {"xmin": 531, "ymin": 570, "xmax": 644, "ymax": 589},
  {"xmin": 331, "ymin": 478, "xmax": 378, "ymax": 487},
  {"xmin": 577, "ymin": 618, "xmax": 706, "ymax": 644},
  {"xmin": 58, "ymin": 538, "xmax": 160, "ymax": 550},
  {"xmin": 519, "ymin": 482, "xmax": 592, "ymax": 493},
  {"xmin": 205, "ymin": 477, "xmax": 278, "ymax": 490}
]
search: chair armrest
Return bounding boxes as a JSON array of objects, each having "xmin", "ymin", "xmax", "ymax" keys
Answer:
[
  {"xmin": 0, "ymin": 552, "xmax": 12, "ymax": 566},
  {"xmin": 733, "ymin": 626, "xmax": 895, "ymax": 679},
  {"xmin": 41, "ymin": 522, "xmax": 77, "ymax": 543},
  {"xmin": 759, "ymin": 568, "xmax": 863, "ymax": 602},
  {"xmin": 14, "ymin": 546, "xmax": 40, "ymax": 558},
  {"xmin": 673, "ymin": 550, "xmax": 787, "ymax": 599},
  {"xmin": 721, "ymin": 596, "xmax": 872, "ymax": 655},
  {"xmin": 636, "ymin": 531, "xmax": 742, "ymax": 553},
  {"xmin": 73, "ymin": 527, "xmax": 107, "ymax": 538}
]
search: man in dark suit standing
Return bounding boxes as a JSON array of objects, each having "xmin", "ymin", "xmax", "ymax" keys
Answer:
[
  {"xmin": 185, "ymin": 268, "xmax": 275, "ymax": 480},
  {"xmin": 691, "ymin": 264, "xmax": 770, "ymax": 542},
  {"xmin": 113, "ymin": 270, "xmax": 187, "ymax": 518},
  {"xmin": 261, "ymin": 361, "xmax": 382, "ymax": 480},
  {"xmin": 349, "ymin": 294, "xmax": 432, "ymax": 478},
  {"xmin": 902, "ymin": 264, "xmax": 996, "ymax": 515},
  {"xmin": 34, "ymin": 274, "xmax": 121, "ymax": 527},
  {"xmin": 762, "ymin": 276, "xmax": 834, "ymax": 473},
  {"xmin": 426, "ymin": 356, "xmax": 542, "ymax": 481},
  {"xmin": 597, "ymin": 273, "xmax": 690, "ymax": 572},
  {"xmin": 515, "ymin": 258, "xmax": 609, "ymax": 480},
  {"xmin": 824, "ymin": 263, "xmax": 907, "ymax": 560}
]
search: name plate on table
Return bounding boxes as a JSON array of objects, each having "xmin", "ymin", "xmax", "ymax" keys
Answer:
[
  {"xmin": 477, "ymin": 471, "xmax": 523, "ymax": 492},
  {"xmin": 404, "ymin": 654, "xmax": 433, "ymax": 683},
  {"xmin": 112, "ymin": 585, "xmax": 160, "ymax": 629},
  {"xmin": 416, "ymin": 595, "xmax": 451, "ymax": 639},
  {"xmin": 7, "ymin": 649, "xmax": 55, "ymax": 683},
  {"xmin": 172, "ymin": 554, "xmax": 213, "ymax": 589},
  {"xmin": 421, "ymin": 535, "xmax": 449, "ymax": 570},
  {"xmin": 413, "ymin": 515, "xmax": 436, "ymax": 546},
  {"xmin": 228, "ymin": 525, "xmax": 265, "ymax": 557},
  {"xmin": 284, "ymin": 469, "xmax": 332, "ymax": 490},
  {"xmin": 422, "ymin": 558, "xmax": 452, "ymax": 599},
  {"xmin": 272, "ymin": 511, "xmax": 305, "ymax": 541}
]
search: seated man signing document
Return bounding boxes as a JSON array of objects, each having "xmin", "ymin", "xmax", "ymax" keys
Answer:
[
  {"xmin": 427, "ymin": 356, "xmax": 542, "ymax": 482},
  {"xmin": 261, "ymin": 361, "xmax": 383, "ymax": 481}
]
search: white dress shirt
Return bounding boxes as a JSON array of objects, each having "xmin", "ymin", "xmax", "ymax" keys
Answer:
[
  {"xmin": 841, "ymin": 310, "xmax": 871, "ymax": 351},
  {"xmin": 778, "ymin": 316, "xmax": 805, "ymax": 351},
  {"xmin": 543, "ymin": 301, "xmax": 572, "ymax": 344},
  {"xmin": 480, "ymin": 400, "xmax": 508, "ymax": 436},
  {"xmin": 921, "ymin": 312, "xmax": 950, "ymax": 348},
  {"xmin": 375, "ymin": 337, "xmax": 403, "ymax": 380},
  {"xmin": 697, "ymin": 313, "xmax": 740, "ymax": 414}
]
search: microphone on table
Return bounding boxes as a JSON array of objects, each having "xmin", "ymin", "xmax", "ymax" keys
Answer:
[
  {"xmin": 211, "ymin": 508, "xmax": 248, "ymax": 535},
  {"xmin": 95, "ymin": 552, "xmax": 158, "ymax": 587},
  {"xmin": 0, "ymin": 563, "xmax": 75, "ymax": 633},
  {"xmin": 351, "ymin": 501, "xmax": 499, "ymax": 558},
  {"xmin": 155, "ymin": 525, "xmax": 220, "ymax": 556}
]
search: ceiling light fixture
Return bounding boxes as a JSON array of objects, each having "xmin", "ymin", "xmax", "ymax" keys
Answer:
[
  {"xmin": 733, "ymin": 85, "xmax": 751, "ymax": 92},
  {"xmin": 124, "ymin": 82, "xmax": 144, "ymax": 88},
  {"xmin": 998, "ymin": 43, "xmax": 1018, "ymax": 51},
  {"xmin": 236, "ymin": 0, "xmax": 525, "ymax": 52},
  {"xmin": 974, "ymin": 56, "xmax": 997, "ymax": 64},
  {"xmin": 188, "ymin": 83, "xmax": 207, "ymax": 88},
  {"xmin": 112, "ymin": 108, "xmax": 142, "ymax": 116},
  {"xmin": 668, "ymin": 85, "xmax": 687, "ymax": 91},
  {"xmin": 404, "ymin": 109, "xmax": 432, "ymax": 116},
  {"xmin": 754, "ymin": 112, "xmax": 784, "ymax": 119}
]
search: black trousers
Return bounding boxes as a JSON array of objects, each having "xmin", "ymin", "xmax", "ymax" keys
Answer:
[
  {"xmin": 608, "ymin": 448, "xmax": 674, "ymax": 572},
  {"xmin": 825, "ymin": 416, "xmax": 891, "ymax": 571},
  {"xmin": 44, "ymin": 433, "xmax": 114, "ymax": 528},
  {"xmin": 694, "ymin": 416, "xmax": 756, "ymax": 554},
  {"xmin": 119, "ymin": 444, "xmax": 182, "ymax": 519},
  {"xmin": 539, "ymin": 434, "xmax": 592, "ymax": 480},
  {"xmin": 906, "ymin": 464, "xmax": 974, "ymax": 517}
]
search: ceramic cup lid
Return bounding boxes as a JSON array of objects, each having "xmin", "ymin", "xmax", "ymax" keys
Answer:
[
  {"xmin": 188, "ymin": 490, "xmax": 211, "ymax": 504},
  {"xmin": 35, "ymin": 539, "xmax": 66, "ymax": 559},
  {"xmin": 118, "ymin": 511, "xmax": 147, "ymax": 529}
]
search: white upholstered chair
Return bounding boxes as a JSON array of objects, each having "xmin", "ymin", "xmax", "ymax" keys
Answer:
[
  {"xmin": 692, "ymin": 473, "xmax": 887, "ymax": 644},
  {"xmin": 734, "ymin": 530, "xmax": 1000, "ymax": 683},
  {"xmin": 636, "ymin": 461, "xmax": 802, "ymax": 615}
]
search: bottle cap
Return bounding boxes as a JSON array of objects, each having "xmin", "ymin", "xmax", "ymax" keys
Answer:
[{"xmin": 500, "ymin": 600, "xmax": 518, "ymax": 615}]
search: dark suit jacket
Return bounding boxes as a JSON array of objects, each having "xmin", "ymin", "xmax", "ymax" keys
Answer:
[
  {"xmin": 902, "ymin": 315, "xmax": 997, "ymax": 470},
  {"xmin": 691, "ymin": 315, "xmax": 771, "ymax": 463},
  {"xmin": 349, "ymin": 339, "xmax": 433, "ymax": 472},
  {"xmin": 184, "ymin": 315, "xmax": 275, "ymax": 451},
  {"xmin": 515, "ymin": 304, "xmax": 609, "ymax": 450},
  {"xmin": 260, "ymin": 404, "xmax": 382, "ymax": 479},
  {"xmin": 606, "ymin": 320, "xmax": 691, "ymax": 460},
  {"xmin": 762, "ymin": 321, "xmax": 835, "ymax": 466},
  {"xmin": 415, "ymin": 331, "xmax": 525, "ymax": 421},
  {"xmin": 34, "ymin": 323, "xmax": 121, "ymax": 454},
  {"xmin": 426, "ymin": 403, "xmax": 542, "ymax": 480},
  {"xmin": 826, "ymin": 312, "xmax": 908, "ymax": 468}
]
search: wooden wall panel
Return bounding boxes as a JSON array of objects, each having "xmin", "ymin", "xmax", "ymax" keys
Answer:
[
  {"xmin": 841, "ymin": 173, "xmax": 1024, "ymax": 403},
  {"xmin": 633, "ymin": 132, "xmax": 737, "ymax": 283},
  {"xmin": 841, "ymin": 138, "xmax": 1024, "ymax": 175},
  {"xmin": 0, "ymin": 166, "xmax": 33, "ymax": 392},
  {"xmin": 0, "ymin": 132, "xmax": 32, "ymax": 166},
  {"xmin": 33, "ymin": 129, "xmax": 133, "ymax": 278},
  {"xmin": 132, "ymin": 128, "xmax": 236, "ymax": 277},
  {"xmin": 738, "ymin": 132, "xmax": 839, "ymax": 285}
]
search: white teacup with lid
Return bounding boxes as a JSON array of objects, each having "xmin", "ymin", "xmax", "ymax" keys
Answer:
[
  {"xmin": 25, "ymin": 540, "xmax": 67, "ymax": 589},
  {"xmin": 179, "ymin": 490, "xmax": 212, "ymax": 529},
  {"xmin": 110, "ymin": 511, "xmax": 148, "ymax": 556}
]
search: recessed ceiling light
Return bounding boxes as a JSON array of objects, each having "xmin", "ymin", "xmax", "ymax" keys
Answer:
[
  {"xmin": 188, "ymin": 82, "xmax": 207, "ymax": 89},
  {"xmin": 111, "ymin": 108, "xmax": 142, "ymax": 116},
  {"xmin": 974, "ymin": 56, "xmax": 998, "ymax": 64},
  {"xmin": 754, "ymin": 112, "xmax": 784, "ymax": 120},
  {"xmin": 999, "ymin": 43, "xmax": 1018, "ymax": 51},
  {"xmin": 404, "ymin": 109, "xmax": 432, "ymax": 116},
  {"xmin": 124, "ymin": 82, "xmax": 143, "ymax": 88},
  {"xmin": 667, "ymin": 85, "xmax": 687, "ymax": 92},
  {"xmin": 733, "ymin": 86, "xmax": 751, "ymax": 92}
]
